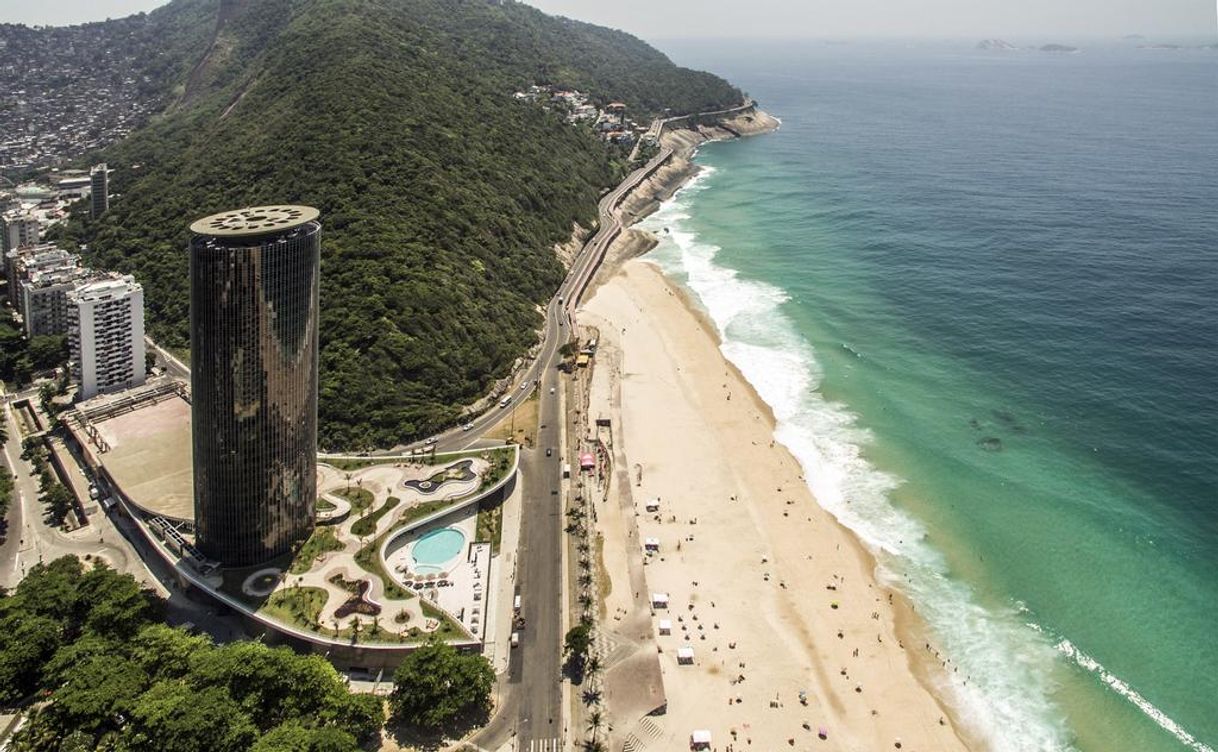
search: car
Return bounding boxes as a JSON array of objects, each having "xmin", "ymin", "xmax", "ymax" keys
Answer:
[
  {"xmin": 520, "ymin": 382, "xmax": 529, "ymax": 391},
  {"xmin": 462, "ymin": 422, "xmax": 475, "ymax": 431},
  {"xmin": 423, "ymin": 437, "xmax": 438, "ymax": 445},
  {"xmin": 499, "ymin": 396, "xmax": 512, "ymax": 408},
  {"xmin": 549, "ymin": 386, "xmax": 556, "ymax": 394},
  {"xmin": 545, "ymin": 447, "xmax": 553, "ymax": 457}
]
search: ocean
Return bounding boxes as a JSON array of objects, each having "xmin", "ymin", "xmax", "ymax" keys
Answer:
[{"xmin": 642, "ymin": 39, "xmax": 1218, "ymax": 752}]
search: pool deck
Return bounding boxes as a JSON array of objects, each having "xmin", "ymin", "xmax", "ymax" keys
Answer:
[{"xmin": 383, "ymin": 513, "xmax": 491, "ymax": 639}]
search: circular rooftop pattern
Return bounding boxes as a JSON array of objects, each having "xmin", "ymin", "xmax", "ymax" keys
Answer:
[{"xmin": 189, "ymin": 205, "xmax": 319, "ymax": 237}]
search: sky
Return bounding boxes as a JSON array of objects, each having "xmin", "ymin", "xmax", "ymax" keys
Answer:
[{"xmin": 1, "ymin": 0, "xmax": 1214, "ymax": 39}]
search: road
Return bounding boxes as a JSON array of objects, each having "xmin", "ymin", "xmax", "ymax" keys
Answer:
[
  {"xmin": 464, "ymin": 132, "xmax": 685, "ymax": 752},
  {"xmin": 144, "ymin": 337, "xmax": 190, "ymax": 382}
]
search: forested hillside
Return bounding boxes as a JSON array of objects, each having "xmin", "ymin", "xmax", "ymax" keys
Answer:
[{"xmin": 36, "ymin": 0, "xmax": 742, "ymax": 448}]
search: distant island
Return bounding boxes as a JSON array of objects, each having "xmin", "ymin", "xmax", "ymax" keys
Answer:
[
  {"xmin": 976, "ymin": 40, "xmax": 1082, "ymax": 53},
  {"xmin": 976, "ymin": 39, "xmax": 1018, "ymax": 50}
]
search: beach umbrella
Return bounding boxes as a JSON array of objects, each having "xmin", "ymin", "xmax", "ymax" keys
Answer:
[{"xmin": 818, "ymin": 726, "xmax": 828, "ymax": 740}]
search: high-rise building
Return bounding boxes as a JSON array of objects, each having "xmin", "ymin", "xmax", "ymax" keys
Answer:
[
  {"xmin": 188, "ymin": 205, "xmax": 321, "ymax": 567},
  {"xmin": 6, "ymin": 243, "xmax": 75, "ymax": 306},
  {"xmin": 68, "ymin": 273, "xmax": 146, "ymax": 400},
  {"xmin": 90, "ymin": 163, "xmax": 109, "ymax": 219},
  {"xmin": 1, "ymin": 211, "xmax": 40, "ymax": 262},
  {"xmin": 11, "ymin": 244, "xmax": 88, "ymax": 337}
]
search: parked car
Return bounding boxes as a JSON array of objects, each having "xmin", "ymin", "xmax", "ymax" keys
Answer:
[
  {"xmin": 423, "ymin": 437, "xmax": 438, "ymax": 445},
  {"xmin": 545, "ymin": 447, "xmax": 553, "ymax": 457},
  {"xmin": 462, "ymin": 422, "xmax": 475, "ymax": 431}
]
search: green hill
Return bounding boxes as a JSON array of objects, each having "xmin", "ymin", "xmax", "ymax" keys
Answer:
[{"xmin": 49, "ymin": 0, "xmax": 742, "ymax": 448}]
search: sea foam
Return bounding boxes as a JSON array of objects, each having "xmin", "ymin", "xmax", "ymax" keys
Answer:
[{"xmin": 642, "ymin": 166, "xmax": 1077, "ymax": 751}]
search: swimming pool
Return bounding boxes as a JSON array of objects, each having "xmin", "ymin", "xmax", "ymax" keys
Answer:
[{"xmin": 412, "ymin": 527, "xmax": 466, "ymax": 567}]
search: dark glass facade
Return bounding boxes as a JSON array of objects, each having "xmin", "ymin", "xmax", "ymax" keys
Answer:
[{"xmin": 189, "ymin": 216, "xmax": 320, "ymax": 567}]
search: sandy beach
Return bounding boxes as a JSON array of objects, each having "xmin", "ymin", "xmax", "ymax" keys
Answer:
[{"xmin": 578, "ymin": 260, "xmax": 972, "ymax": 751}]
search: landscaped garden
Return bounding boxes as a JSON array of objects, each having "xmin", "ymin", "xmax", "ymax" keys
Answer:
[
  {"xmin": 205, "ymin": 448, "xmax": 518, "ymax": 647},
  {"xmin": 352, "ymin": 495, "xmax": 401, "ymax": 537},
  {"xmin": 288, "ymin": 526, "xmax": 344, "ymax": 575},
  {"xmin": 332, "ymin": 485, "xmax": 374, "ymax": 513}
]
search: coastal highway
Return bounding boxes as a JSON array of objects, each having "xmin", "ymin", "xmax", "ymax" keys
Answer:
[
  {"xmin": 466, "ymin": 144, "xmax": 676, "ymax": 752},
  {"xmin": 422, "ymin": 144, "xmax": 675, "ymax": 456}
]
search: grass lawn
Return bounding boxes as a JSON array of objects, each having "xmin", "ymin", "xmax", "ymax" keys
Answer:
[
  {"xmin": 354, "ymin": 539, "xmax": 413, "ymax": 600},
  {"xmin": 262, "ymin": 586, "xmax": 327, "ymax": 631},
  {"xmin": 476, "ymin": 496, "xmax": 505, "ymax": 555},
  {"xmin": 316, "ymin": 496, "xmax": 336, "ymax": 512},
  {"xmin": 414, "ymin": 600, "xmax": 467, "ymax": 640},
  {"xmin": 400, "ymin": 496, "xmax": 465, "ymax": 528},
  {"xmin": 333, "ymin": 486, "xmax": 374, "ymax": 514},
  {"xmin": 352, "ymin": 496, "xmax": 400, "ymax": 537},
  {"xmin": 323, "ymin": 456, "xmax": 403, "ymax": 472},
  {"xmin": 484, "ymin": 392, "xmax": 540, "ymax": 446},
  {"xmin": 288, "ymin": 527, "xmax": 344, "ymax": 575}
]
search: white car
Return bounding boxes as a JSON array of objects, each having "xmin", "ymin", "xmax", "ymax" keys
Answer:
[
  {"xmin": 462, "ymin": 422, "xmax": 475, "ymax": 431},
  {"xmin": 423, "ymin": 437, "xmax": 438, "ymax": 445},
  {"xmin": 520, "ymin": 382, "xmax": 529, "ymax": 391}
]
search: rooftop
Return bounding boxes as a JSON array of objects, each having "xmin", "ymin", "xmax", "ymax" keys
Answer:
[
  {"xmin": 68, "ymin": 273, "xmax": 142, "ymax": 302},
  {"xmin": 189, "ymin": 205, "xmax": 320, "ymax": 238}
]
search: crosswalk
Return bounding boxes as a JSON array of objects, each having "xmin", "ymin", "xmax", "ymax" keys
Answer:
[{"xmin": 526, "ymin": 737, "xmax": 561, "ymax": 752}]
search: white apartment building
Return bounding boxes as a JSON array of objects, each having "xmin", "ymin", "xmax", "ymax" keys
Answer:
[
  {"xmin": 1, "ymin": 211, "xmax": 40, "ymax": 261},
  {"xmin": 21, "ymin": 264, "xmax": 89, "ymax": 337},
  {"xmin": 68, "ymin": 273, "xmax": 146, "ymax": 400}
]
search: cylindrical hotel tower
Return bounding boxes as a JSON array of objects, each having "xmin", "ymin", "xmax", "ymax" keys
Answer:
[{"xmin": 188, "ymin": 206, "xmax": 320, "ymax": 567}]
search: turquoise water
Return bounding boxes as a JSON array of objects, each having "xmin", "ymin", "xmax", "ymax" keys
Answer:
[
  {"xmin": 411, "ymin": 527, "xmax": 465, "ymax": 567},
  {"xmin": 646, "ymin": 40, "xmax": 1217, "ymax": 752}
]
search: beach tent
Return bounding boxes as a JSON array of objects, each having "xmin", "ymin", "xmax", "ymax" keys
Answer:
[
  {"xmin": 651, "ymin": 592, "xmax": 669, "ymax": 609},
  {"xmin": 658, "ymin": 619, "xmax": 673, "ymax": 635},
  {"xmin": 677, "ymin": 646, "xmax": 695, "ymax": 664},
  {"xmin": 645, "ymin": 498, "xmax": 660, "ymax": 512},
  {"xmin": 644, "ymin": 537, "xmax": 660, "ymax": 552},
  {"xmin": 690, "ymin": 729, "xmax": 712, "ymax": 749}
]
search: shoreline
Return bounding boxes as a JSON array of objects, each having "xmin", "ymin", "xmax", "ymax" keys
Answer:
[{"xmin": 580, "ymin": 110, "xmax": 982, "ymax": 750}]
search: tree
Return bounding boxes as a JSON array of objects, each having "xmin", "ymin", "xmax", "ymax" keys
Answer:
[
  {"xmin": 564, "ymin": 623, "xmax": 593, "ymax": 660},
  {"xmin": 40, "ymin": 483, "xmax": 75, "ymax": 527},
  {"xmin": 0, "ymin": 467, "xmax": 13, "ymax": 524},
  {"xmin": 389, "ymin": 637, "xmax": 493, "ymax": 729},
  {"xmin": 0, "ymin": 613, "xmax": 62, "ymax": 704},
  {"xmin": 127, "ymin": 623, "xmax": 211, "ymax": 681},
  {"xmin": 121, "ymin": 681, "xmax": 257, "ymax": 752},
  {"xmin": 41, "ymin": 654, "xmax": 150, "ymax": 735},
  {"xmin": 250, "ymin": 721, "xmax": 359, "ymax": 752},
  {"xmin": 0, "ymin": 555, "xmax": 382, "ymax": 750}
]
